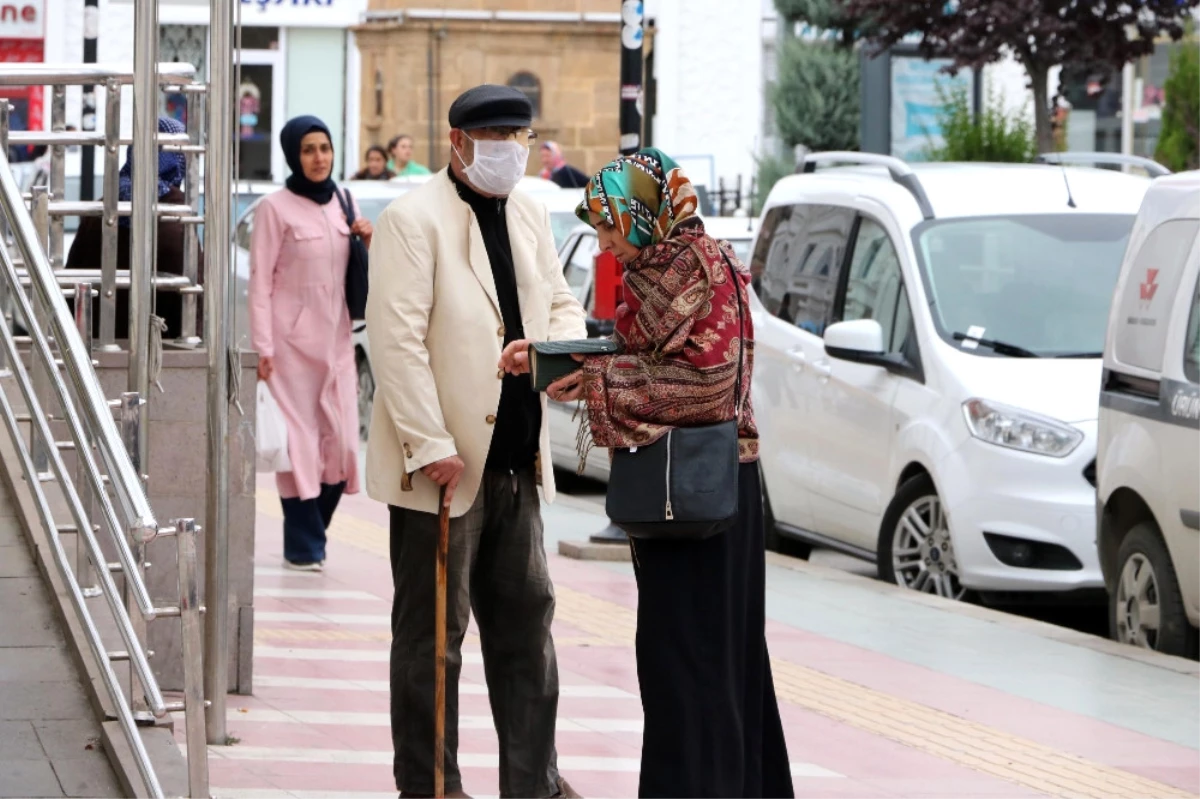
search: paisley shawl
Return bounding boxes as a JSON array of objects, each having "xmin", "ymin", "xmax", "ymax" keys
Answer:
[{"xmin": 579, "ymin": 222, "xmax": 759, "ymax": 466}]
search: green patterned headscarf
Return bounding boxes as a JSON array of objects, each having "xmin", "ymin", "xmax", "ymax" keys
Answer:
[{"xmin": 576, "ymin": 148, "xmax": 700, "ymax": 249}]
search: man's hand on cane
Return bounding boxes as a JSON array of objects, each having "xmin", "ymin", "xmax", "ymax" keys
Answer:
[{"xmin": 422, "ymin": 456, "xmax": 465, "ymax": 507}]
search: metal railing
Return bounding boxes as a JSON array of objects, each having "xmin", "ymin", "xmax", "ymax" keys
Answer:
[{"xmin": 0, "ymin": 146, "xmax": 209, "ymax": 797}]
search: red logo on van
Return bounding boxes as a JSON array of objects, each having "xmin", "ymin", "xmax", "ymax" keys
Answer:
[{"xmin": 1140, "ymin": 269, "xmax": 1159, "ymax": 302}]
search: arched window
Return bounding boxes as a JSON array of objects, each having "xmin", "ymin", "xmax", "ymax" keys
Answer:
[{"xmin": 507, "ymin": 72, "xmax": 542, "ymax": 119}]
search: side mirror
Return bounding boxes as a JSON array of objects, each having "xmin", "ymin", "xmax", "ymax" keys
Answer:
[
  {"xmin": 824, "ymin": 319, "xmax": 884, "ymax": 357},
  {"xmin": 824, "ymin": 319, "xmax": 922, "ymax": 381}
]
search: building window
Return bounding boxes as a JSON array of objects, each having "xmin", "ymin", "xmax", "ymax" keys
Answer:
[{"xmin": 507, "ymin": 72, "xmax": 541, "ymax": 119}]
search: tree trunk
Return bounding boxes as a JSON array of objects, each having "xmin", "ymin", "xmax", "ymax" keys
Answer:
[{"xmin": 1028, "ymin": 64, "xmax": 1054, "ymax": 155}]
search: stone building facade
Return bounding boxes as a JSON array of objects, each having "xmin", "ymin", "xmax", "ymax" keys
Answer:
[{"xmin": 355, "ymin": 1, "xmax": 622, "ymax": 178}]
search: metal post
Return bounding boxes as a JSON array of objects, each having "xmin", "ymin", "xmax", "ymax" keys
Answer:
[
  {"xmin": 177, "ymin": 86, "xmax": 202, "ymax": 347},
  {"xmin": 618, "ymin": 0, "xmax": 644, "ymax": 155},
  {"xmin": 100, "ymin": 80, "xmax": 120, "ymax": 351},
  {"xmin": 119, "ymin": 390, "xmax": 152, "ymax": 723},
  {"xmin": 74, "ymin": 282, "xmax": 99, "ymax": 597},
  {"xmin": 174, "ymin": 517, "xmax": 210, "ymax": 797},
  {"xmin": 30, "ymin": 186, "xmax": 50, "ymax": 476},
  {"xmin": 49, "ymin": 85, "xmax": 65, "ymax": 270},
  {"xmin": 130, "ymin": 0, "xmax": 159, "ymax": 475},
  {"xmin": 203, "ymin": 0, "xmax": 234, "ymax": 744},
  {"xmin": 0, "ymin": 102, "xmax": 9, "ymax": 368},
  {"xmin": 80, "ymin": 0, "xmax": 100, "ymax": 201},
  {"xmin": 1120, "ymin": 62, "xmax": 1136, "ymax": 162}
]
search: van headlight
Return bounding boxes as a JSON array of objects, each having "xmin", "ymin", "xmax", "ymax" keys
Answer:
[{"xmin": 962, "ymin": 399, "xmax": 1083, "ymax": 457}]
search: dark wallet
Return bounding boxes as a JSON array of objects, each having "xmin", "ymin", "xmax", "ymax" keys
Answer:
[{"xmin": 528, "ymin": 339, "xmax": 621, "ymax": 392}]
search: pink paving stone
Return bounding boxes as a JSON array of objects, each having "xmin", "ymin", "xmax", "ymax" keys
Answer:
[{"xmin": 234, "ymin": 478, "xmax": 1197, "ymax": 799}]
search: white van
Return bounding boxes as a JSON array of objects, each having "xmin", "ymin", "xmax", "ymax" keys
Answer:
[
  {"xmin": 751, "ymin": 152, "xmax": 1154, "ymax": 600},
  {"xmin": 1096, "ymin": 170, "xmax": 1200, "ymax": 657}
]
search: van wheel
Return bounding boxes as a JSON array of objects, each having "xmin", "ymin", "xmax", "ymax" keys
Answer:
[
  {"xmin": 356, "ymin": 352, "xmax": 374, "ymax": 442},
  {"xmin": 1111, "ymin": 523, "xmax": 1198, "ymax": 657},
  {"xmin": 761, "ymin": 469, "xmax": 812, "ymax": 560},
  {"xmin": 878, "ymin": 474, "xmax": 966, "ymax": 601}
]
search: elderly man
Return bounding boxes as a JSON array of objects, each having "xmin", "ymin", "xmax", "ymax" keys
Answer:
[{"xmin": 366, "ymin": 85, "xmax": 587, "ymax": 799}]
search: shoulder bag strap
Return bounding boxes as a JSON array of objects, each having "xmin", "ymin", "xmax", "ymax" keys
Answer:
[{"xmin": 334, "ymin": 186, "xmax": 356, "ymax": 226}]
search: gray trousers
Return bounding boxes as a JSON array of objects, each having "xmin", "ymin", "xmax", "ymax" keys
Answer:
[{"xmin": 389, "ymin": 468, "xmax": 561, "ymax": 797}]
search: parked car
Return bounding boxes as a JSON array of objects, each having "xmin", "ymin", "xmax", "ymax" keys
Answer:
[
  {"xmin": 547, "ymin": 216, "xmax": 759, "ymax": 480},
  {"xmin": 750, "ymin": 152, "xmax": 1155, "ymax": 601},
  {"xmin": 1096, "ymin": 170, "xmax": 1200, "ymax": 657}
]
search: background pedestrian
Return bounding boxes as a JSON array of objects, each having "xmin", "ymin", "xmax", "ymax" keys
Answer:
[{"xmin": 249, "ymin": 114, "xmax": 373, "ymax": 572}]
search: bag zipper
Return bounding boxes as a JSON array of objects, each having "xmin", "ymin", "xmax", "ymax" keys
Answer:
[{"xmin": 664, "ymin": 429, "xmax": 674, "ymax": 520}]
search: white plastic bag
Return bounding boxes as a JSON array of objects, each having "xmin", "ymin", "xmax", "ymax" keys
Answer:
[{"xmin": 256, "ymin": 382, "xmax": 292, "ymax": 473}]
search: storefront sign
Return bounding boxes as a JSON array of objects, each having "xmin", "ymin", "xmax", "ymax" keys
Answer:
[
  {"xmin": 0, "ymin": 0, "xmax": 43, "ymax": 40},
  {"xmin": 157, "ymin": 0, "xmax": 366, "ymax": 29}
]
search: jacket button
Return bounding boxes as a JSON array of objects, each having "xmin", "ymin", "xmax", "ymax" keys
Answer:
[
  {"xmin": 485, "ymin": 414, "xmax": 496, "ymax": 424},
  {"xmin": 497, "ymin": 325, "xmax": 505, "ymax": 337}
]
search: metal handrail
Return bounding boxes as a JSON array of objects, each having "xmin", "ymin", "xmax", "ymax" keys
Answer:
[
  {"xmin": 800, "ymin": 151, "xmax": 936, "ymax": 220},
  {"xmin": 0, "ymin": 151, "xmax": 209, "ymax": 798},
  {"xmin": 1034, "ymin": 151, "xmax": 1172, "ymax": 178},
  {"xmin": 0, "ymin": 63, "xmax": 196, "ymax": 86},
  {"xmin": 0, "ymin": 155, "xmax": 157, "ymax": 543}
]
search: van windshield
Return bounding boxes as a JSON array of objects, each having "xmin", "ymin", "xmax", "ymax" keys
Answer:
[{"xmin": 913, "ymin": 214, "xmax": 1135, "ymax": 358}]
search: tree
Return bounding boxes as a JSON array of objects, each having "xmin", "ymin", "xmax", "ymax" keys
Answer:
[
  {"xmin": 845, "ymin": 0, "xmax": 1200, "ymax": 153},
  {"xmin": 772, "ymin": 39, "xmax": 861, "ymax": 152},
  {"xmin": 1155, "ymin": 40, "xmax": 1200, "ymax": 172},
  {"xmin": 774, "ymin": 0, "xmax": 862, "ymax": 46},
  {"xmin": 924, "ymin": 84, "xmax": 1037, "ymax": 163}
]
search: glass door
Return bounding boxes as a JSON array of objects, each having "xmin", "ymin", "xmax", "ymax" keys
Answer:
[{"xmin": 236, "ymin": 34, "xmax": 286, "ymax": 182}]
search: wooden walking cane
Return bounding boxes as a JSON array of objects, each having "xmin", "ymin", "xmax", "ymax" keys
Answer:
[{"xmin": 434, "ymin": 485, "xmax": 450, "ymax": 799}]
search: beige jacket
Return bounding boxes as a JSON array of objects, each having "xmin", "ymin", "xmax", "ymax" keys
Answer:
[{"xmin": 365, "ymin": 169, "xmax": 587, "ymax": 517}]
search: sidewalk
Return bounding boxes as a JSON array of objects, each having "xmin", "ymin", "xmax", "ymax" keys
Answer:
[{"xmin": 181, "ymin": 476, "xmax": 1200, "ymax": 799}]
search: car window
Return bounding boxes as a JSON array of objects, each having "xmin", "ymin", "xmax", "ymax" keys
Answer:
[
  {"xmin": 1185, "ymin": 275, "xmax": 1200, "ymax": 385},
  {"xmin": 563, "ymin": 234, "xmax": 597, "ymax": 304},
  {"xmin": 1111, "ymin": 219, "xmax": 1199, "ymax": 370},
  {"xmin": 914, "ymin": 214, "xmax": 1135, "ymax": 358},
  {"xmin": 550, "ymin": 212, "xmax": 581, "ymax": 251},
  {"xmin": 755, "ymin": 203, "xmax": 855, "ymax": 335},
  {"xmin": 842, "ymin": 217, "xmax": 907, "ymax": 353},
  {"xmin": 236, "ymin": 210, "xmax": 253, "ymax": 251}
]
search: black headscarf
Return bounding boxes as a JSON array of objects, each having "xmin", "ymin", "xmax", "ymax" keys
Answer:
[{"xmin": 281, "ymin": 115, "xmax": 336, "ymax": 205}]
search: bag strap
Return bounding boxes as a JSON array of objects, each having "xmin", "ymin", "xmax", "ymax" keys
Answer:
[
  {"xmin": 720, "ymin": 249, "xmax": 746, "ymax": 417},
  {"xmin": 334, "ymin": 186, "xmax": 356, "ymax": 226}
]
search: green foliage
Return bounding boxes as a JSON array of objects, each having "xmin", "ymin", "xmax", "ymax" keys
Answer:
[
  {"xmin": 774, "ymin": 0, "xmax": 859, "ymax": 42},
  {"xmin": 923, "ymin": 84, "xmax": 1037, "ymax": 163},
  {"xmin": 1155, "ymin": 41, "xmax": 1200, "ymax": 172},
  {"xmin": 772, "ymin": 39, "xmax": 861, "ymax": 152},
  {"xmin": 753, "ymin": 152, "xmax": 795, "ymax": 216}
]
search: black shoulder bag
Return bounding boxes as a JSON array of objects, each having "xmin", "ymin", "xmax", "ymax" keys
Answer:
[
  {"xmin": 604, "ymin": 252, "xmax": 746, "ymax": 540},
  {"xmin": 336, "ymin": 187, "xmax": 370, "ymax": 321}
]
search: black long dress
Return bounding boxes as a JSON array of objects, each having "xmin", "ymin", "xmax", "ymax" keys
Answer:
[{"xmin": 630, "ymin": 461, "xmax": 795, "ymax": 799}]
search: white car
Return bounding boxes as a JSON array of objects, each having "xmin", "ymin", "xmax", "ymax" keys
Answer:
[
  {"xmin": 752, "ymin": 152, "xmax": 1154, "ymax": 600},
  {"xmin": 1096, "ymin": 170, "xmax": 1200, "ymax": 657},
  {"xmin": 548, "ymin": 217, "xmax": 759, "ymax": 479}
]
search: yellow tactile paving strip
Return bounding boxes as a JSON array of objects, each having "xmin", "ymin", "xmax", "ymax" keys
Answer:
[{"xmin": 255, "ymin": 490, "xmax": 1195, "ymax": 798}]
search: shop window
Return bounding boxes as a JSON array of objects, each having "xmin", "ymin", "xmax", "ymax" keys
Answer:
[
  {"xmin": 241, "ymin": 27, "xmax": 280, "ymax": 51},
  {"xmin": 507, "ymin": 72, "xmax": 541, "ymax": 119},
  {"xmin": 159, "ymin": 25, "xmax": 206, "ymax": 126}
]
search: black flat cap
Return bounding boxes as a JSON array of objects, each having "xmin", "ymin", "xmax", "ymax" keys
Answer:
[{"xmin": 448, "ymin": 84, "xmax": 533, "ymax": 131}]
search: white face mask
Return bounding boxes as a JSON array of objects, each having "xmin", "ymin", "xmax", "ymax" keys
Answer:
[{"xmin": 455, "ymin": 134, "xmax": 529, "ymax": 196}]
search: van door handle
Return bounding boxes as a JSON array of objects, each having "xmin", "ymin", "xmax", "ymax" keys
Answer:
[
  {"xmin": 786, "ymin": 348, "xmax": 806, "ymax": 371},
  {"xmin": 813, "ymin": 359, "xmax": 833, "ymax": 379}
]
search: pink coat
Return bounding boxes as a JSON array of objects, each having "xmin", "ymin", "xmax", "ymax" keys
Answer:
[{"xmin": 249, "ymin": 189, "xmax": 360, "ymax": 501}]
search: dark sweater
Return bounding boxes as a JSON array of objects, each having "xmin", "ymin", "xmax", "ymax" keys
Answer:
[
  {"xmin": 447, "ymin": 167, "xmax": 542, "ymax": 474},
  {"xmin": 64, "ymin": 185, "xmax": 204, "ymax": 341}
]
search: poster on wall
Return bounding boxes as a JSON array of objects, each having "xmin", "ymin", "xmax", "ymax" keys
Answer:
[
  {"xmin": 890, "ymin": 56, "xmax": 974, "ymax": 161},
  {"xmin": 0, "ymin": 38, "xmax": 45, "ymax": 163}
]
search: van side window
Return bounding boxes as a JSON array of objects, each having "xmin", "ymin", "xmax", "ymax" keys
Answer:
[
  {"xmin": 1185, "ymin": 276, "xmax": 1200, "ymax": 385},
  {"xmin": 1114, "ymin": 219, "xmax": 1200, "ymax": 371},
  {"xmin": 842, "ymin": 217, "xmax": 910, "ymax": 353},
  {"xmin": 755, "ymin": 203, "xmax": 854, "ymax": 335}
]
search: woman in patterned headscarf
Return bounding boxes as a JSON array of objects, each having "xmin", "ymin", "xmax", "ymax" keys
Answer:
[
  {"xmin": 66, "ymin": 116, "xmax": 202, "ymax": 340},
  {"xmin": 539, "ymin": 149, "xmax": 795, "ymax": 798}
]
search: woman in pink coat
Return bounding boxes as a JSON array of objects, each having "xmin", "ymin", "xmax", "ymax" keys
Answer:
[{"xmin": 250, "ymin": 115, "xmax": 373, "ymax": 571}]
